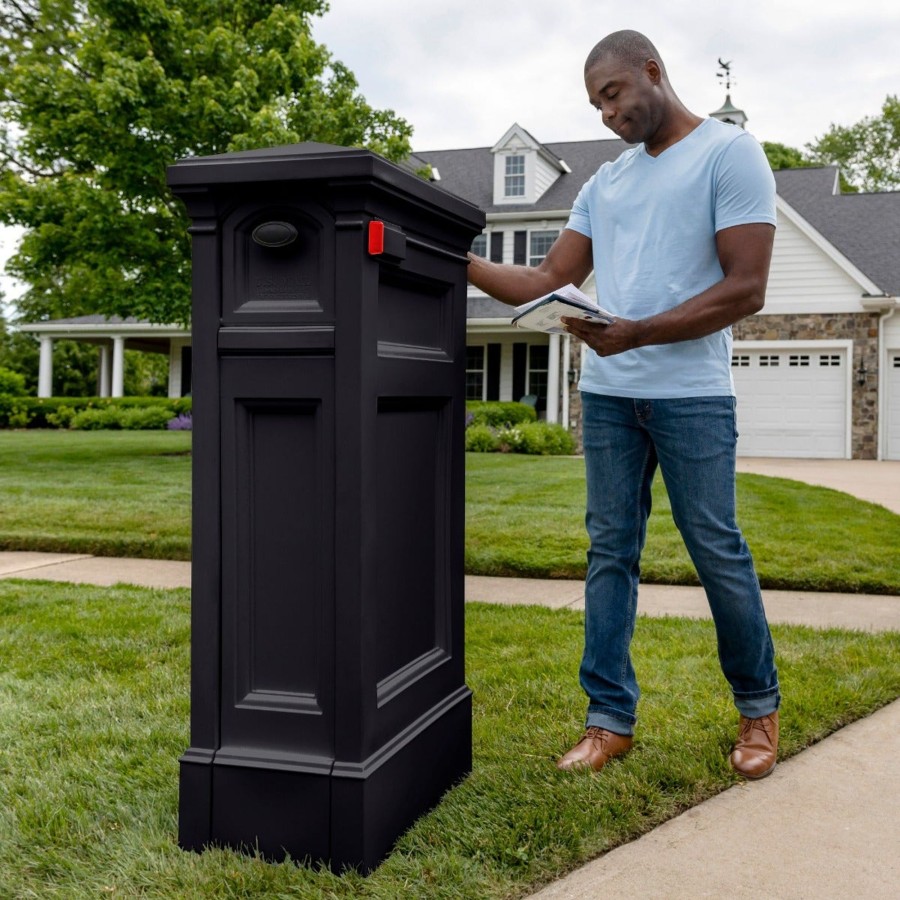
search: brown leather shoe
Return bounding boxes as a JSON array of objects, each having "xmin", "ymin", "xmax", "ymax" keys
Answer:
[
  {"xmin": 557, "ymin": 727, "xmax": 633, "ymax": 772},
  {"xmin": 730, "ymin": 711, "xmax": 779, "ymax": 779}
]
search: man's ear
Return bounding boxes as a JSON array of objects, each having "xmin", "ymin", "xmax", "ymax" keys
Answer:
[{"xmin": 644, "ymin": 59, "xmax": 663, "ymax": 85}]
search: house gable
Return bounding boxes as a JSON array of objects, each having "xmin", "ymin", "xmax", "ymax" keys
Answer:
[
  {"xmin": 490, "ymin": 123, "xmax": 571, "ymax": 206},
  {"xmin": 765, "ymin": 197, "xmax": 883, "ymax": 314}
]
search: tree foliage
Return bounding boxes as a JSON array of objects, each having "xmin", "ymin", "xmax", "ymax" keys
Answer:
[
  {"xmin": 0, "ymin": 0, "xmax": 413, "ymax": 324},
  {"xmin": 761, "ymin": 141, "xmax": 812, "ymax": 172},
  {"xmin": 806, "ymin": 95, "xmax": 900, "ymax": 193}
]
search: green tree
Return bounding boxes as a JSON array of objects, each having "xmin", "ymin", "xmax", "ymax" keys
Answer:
[
  {"xmin": 761, "ymin": 141, "xmax": 813, "ymax": 171},
  {"xmin": 806, "ymin": 95, "xmax": 900, "ymax": 193},
  {"xmin": 0, "ymin": 0, "xmax": 413, "ymax": 325}
]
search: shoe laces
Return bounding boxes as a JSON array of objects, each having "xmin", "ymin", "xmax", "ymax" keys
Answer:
[
  {"xmin": 738, "ymin": 715, "xmax": 774, "ymax": 741},
  {"xmin": 583, "ymin": 726, "xmax": 613, "ymax": 747}
]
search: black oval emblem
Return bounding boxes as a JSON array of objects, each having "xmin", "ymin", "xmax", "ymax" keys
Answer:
[{"xmin": 252, "ymin": 221, "xmax": 298, "ymax": 248}]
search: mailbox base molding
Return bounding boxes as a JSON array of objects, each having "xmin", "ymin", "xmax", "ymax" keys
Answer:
[{"xmin": 177, "ymin": 687, "xmax": 472, "ymax": 872}]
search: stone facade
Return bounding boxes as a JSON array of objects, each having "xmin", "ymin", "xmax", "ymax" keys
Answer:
[{"xmin": 565, "ymin": 311, "xmax": 881, "ymax": 458}]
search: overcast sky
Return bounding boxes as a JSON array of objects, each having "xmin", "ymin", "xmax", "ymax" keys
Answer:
[
  {"xmin": 313, "ymin": 0, "xmax": 899, "ymax": 152},
  {"xmin": 3, "ymin": 0, "xmax": 898, "ymax": 309}
]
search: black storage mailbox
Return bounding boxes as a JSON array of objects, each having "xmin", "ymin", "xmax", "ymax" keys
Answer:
[{"xmin": 167, "ymin": 143, "xmax": 485, "ymax": 872}]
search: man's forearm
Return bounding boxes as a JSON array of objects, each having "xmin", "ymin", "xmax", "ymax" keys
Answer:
[
  {"xmin": 466, "ymin": 254, "xmax": 558, "ymax": 306},
  {"xmin": 467, "ymin": 228, "xmax": 595, "ymax": 306}
]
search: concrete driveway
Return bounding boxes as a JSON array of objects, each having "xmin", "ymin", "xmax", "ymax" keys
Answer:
[{"xmin": 736, "ymin": 457, "xmax": 900, "ymax": 514}]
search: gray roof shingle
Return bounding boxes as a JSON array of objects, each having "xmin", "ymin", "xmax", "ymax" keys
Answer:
[
  {"xmin": 774, "ymin": 167, "xmax": 900, "ymax": 296},
  {"xmin": 417, "ymin": 137, "xmax": 900, "ymax": 298},
  {"xmin": 416, "ymin": 138, "xmax": 627, "ymax": 214}
]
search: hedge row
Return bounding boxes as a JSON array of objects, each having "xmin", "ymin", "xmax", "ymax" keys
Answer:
[
  {"xmin": 466, "ymin": 400, "xmax": 537, "ymax": 427},
  {"xmin": 0, "ymin": 396, "xmax": 192, "ymax": 429},
  {"xmin": 465, "ymin": 421, "xmax": 576, "ymax": 455},
  {"xmin": 465, "ymin": 401, "xmax": 575, "ymax": 455}
]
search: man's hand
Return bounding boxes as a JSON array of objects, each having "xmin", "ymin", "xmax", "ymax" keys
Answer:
[
  {"xmin": 561, "ymin": 316, "xmax": 643, "ymax": 357},
  {"xmin": 562, "ymin": 222, "xmax": 775, "ymax": 354}
]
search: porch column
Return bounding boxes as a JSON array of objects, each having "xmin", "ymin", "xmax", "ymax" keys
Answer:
[
  {"xmin": 111, "ymin": 336, "xmax": 125, "ymax": 398},
  {"xmin": 168, "ymin": 338, "xmax": 189, "ymax": 399},
  {"xmin": 38, "ymin": 336, "xmax": 54, "ymax": 397},
  {"xmin": 546, "ymin": 333, "xmax": 560, "ymax": 424},
  {"xmin": 98, "ymin": 344, "xmax": 112, "ymax": 397},
  {"xmin": 561, "ymin": 333, "xmax": 571, "ymax": 431}
]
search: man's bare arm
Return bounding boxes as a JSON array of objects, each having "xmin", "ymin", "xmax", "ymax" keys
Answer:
[
  {"xmin": 563, "ymin": 222, "xmax": 774, "ymax": 356},
  {"xmin": 468, "ymin": 229, "xmax": 594, "ymax": 306}
]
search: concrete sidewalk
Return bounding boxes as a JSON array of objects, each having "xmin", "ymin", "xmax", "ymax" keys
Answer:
[{"xmin": 3, "ymin": 553, "xmax": 898, "ymax": 633}]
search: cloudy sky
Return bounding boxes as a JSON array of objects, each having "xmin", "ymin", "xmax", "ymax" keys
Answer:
[
  {"xmin": 3, "ymin": 0, "xmax": 898, "ymax": 308},
  {"xmin": 313, "ymin": 0, "xmax": 899, "ymax": 152}
]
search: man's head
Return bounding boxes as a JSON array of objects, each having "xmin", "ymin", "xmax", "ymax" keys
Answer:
[{"xmin": 584, "ymin": 30, "xmax": 669, "ymax": 146}]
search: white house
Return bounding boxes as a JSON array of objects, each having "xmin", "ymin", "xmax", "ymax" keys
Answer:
[
  {"xmin": 413, "ymin": 124, "xmax": 900, "ymax": 460},
  {"xmin": 18, "ymin": 118, "xmax": 900, "ymax": 459}
]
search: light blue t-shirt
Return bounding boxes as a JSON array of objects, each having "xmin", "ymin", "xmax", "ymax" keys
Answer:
[{"xmin": 566, "ymin": 117, "xmax": 776, "ymax": 399}]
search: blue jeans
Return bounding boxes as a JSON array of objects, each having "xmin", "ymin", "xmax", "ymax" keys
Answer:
[{"xmin": 580, "ymin": 392, "xmax": 780, "ymax": 736}]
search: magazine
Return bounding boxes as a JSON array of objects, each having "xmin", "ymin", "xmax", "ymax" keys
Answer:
[{"xmin": 511, "ymin": 284, "xmax": 615, "ymax": 334}]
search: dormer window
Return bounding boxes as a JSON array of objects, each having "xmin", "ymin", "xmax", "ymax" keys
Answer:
[
  {"xmin": 504, "ymin": 155, "xmax": 526, "ymax": 197},
  {"xmin": 491, "ymin": 124, "xmax": 570, "ymax": 206}
]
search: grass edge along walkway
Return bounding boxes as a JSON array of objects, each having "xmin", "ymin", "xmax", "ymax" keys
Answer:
[
  {"xmin": 0, "ymin": 432, "xmax": 899, "ymax": 594},
  {"xmin": 1, "ymin": 581, "xmax": 898, "ymax": 898}
]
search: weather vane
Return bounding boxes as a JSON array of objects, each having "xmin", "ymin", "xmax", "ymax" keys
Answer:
[{"xmin": 716, "ymin": 58, "xmax": 735, "ymax": 91}]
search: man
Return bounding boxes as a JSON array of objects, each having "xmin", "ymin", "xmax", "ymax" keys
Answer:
[{"xmin": 467, "ymin": 30, "xmax": 780, "ymax": 779}]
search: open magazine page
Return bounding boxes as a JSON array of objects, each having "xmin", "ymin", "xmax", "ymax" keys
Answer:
[{"xmin": 511, "ymin": 284, "xmax": 615, "ymax": 334}]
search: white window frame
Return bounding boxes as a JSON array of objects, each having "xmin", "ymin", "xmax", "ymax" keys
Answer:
[
  {"xmin": 527, "ymin": 342, "xmax": 550, "ymax": 402},
  {"xmin": 504, "ymin": 154, "xmax": 525, "ymax": 198},
  {"xmin": 528, "ymin": 229, "xmax": 559, "ymax": 267},
  {"xmin": 465, "ymin": 345, "xmax": 486, "ymax": 401}
]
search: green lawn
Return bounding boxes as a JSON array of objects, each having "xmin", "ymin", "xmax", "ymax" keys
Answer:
[
  {"xmin": 466, "ymin": 454, "xmax": 900, "ymax": 594},
  {"xmin": 0, "ymin": 430, "xmax": 192, "ymax": 559},
  {"xmin": 1, "ymin": 580, "xmax": 898, "ymax": 898},
  {"xmin": 0, "ymin": 432, "xmax": 898, "ymax": 593}
]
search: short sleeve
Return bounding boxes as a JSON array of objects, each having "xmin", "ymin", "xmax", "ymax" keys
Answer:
[
  {"xmin": 565, "ymin": 175, "xmax": 595, "ymax": 239},
  {"xmin": 714, "ymin": 133, "xmax": 777, "ymax": 233}
]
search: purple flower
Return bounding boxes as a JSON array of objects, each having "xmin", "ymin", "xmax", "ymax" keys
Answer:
[{"xmin": 167, "ymin": 412, "xmax": 193, "ymax": 431}]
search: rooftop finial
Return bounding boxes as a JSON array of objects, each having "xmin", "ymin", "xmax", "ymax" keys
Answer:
[{"xmin": 716, "ymin": 58, "xmax": 735, "ymax": 92}]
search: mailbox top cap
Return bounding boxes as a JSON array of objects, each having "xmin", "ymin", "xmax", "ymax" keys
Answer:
[{"xmin": 166, "ymin": 141, "xmax": 483, "ymax": 225}]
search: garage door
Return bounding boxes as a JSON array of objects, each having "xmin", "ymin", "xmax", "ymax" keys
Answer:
[
  {"xmin": 731, "ymin": 348, "xmax": 848, "ymax": 458},
  {"xmin": 887, "ymin": 352, "xmax": 900, "ymax": 460}
]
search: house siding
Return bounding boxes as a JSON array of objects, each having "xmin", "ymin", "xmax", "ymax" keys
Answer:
[
  {"xmin": 534, "ymin": 156, "xmax": 560, "ymax": 201},
  {"xmin": 766, "ymin": 214, "xmax": 869, "ymax": 313}
]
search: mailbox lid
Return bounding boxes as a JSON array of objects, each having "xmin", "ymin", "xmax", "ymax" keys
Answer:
[{"xmin": 167, "ymin": 142, "xmax": 484, "ymax": 229}]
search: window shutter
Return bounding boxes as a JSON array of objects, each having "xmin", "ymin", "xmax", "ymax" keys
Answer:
[
  {"xmin": 513, "ymin": 231, "xmax": 527, "ymax": 266},
  {"xmin": 513, "ymin": 342, "xmax": 527, "ymax": 400},
  {"xmin": 486, "ymin": 344, "xmax": 501, "ymax": 400},
  {"xmin": 490, "ymin": 232, "xmax": 503, "ymax": 263}
]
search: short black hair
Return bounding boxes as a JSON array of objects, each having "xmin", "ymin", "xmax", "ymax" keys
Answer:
[{"xmin": 585, "ymin": 30, "xmax": 665, "ymax": 76}]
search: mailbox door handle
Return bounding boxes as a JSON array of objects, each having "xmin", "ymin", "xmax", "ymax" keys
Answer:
[{"xmin": 252, "ymin": 221, "xmax": 299, "ymax": 248}]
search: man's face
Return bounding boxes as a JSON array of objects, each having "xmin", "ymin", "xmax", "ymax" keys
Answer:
[{"xmin": 584, "ymin": 57, "xmax": 660, "ymax": 145}]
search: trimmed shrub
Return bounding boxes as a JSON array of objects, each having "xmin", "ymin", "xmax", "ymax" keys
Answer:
[
  {"xmin": 0, "ymin": 396, "xmax": 192, "ymax": 429},
  {"xmin": 516, "ymin": 422, "xmax": 577, "ymax": 455},
  {"xmin": 69, "ymin": 405, "xmax": 175, "ymax": 430},
  {"xmin": 118, "ymin": 407, "xmax": 175, "ymax": 430},
  {"xmin": 0, "ymin": 367, "xmax": 27, "ymax": 396},
  {"xmin": 495, "ymin": 424, "xmax": 527, "ymax": 452},
  {"xmin": 466, "ymin": 420, "xmax": 576, "ymax": 455},
  {"xmin": 69, "ymin": 407, "xmax": 124, "ymax": 430},
  {"xmin": 466, "ymin": 401, "xmax": 537, "ymax": 427},
  {"xmin": 465, "ymin": 423, "xmax": 499, "ymax": 452}
]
